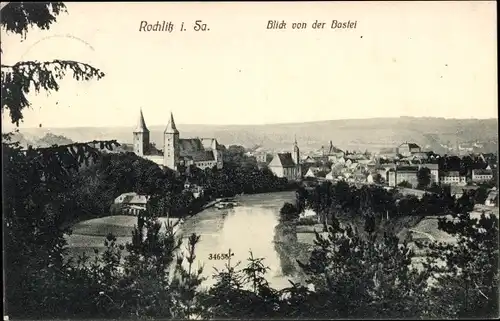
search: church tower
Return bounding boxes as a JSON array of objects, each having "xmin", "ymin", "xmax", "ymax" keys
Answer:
[
  {"xmin": 163, "ymin": 112, "xmax": 180, "ymax": 170},
  {"xmin": 133, "ymin": 108, "xmax": 150, "ymax": 156},
  {"xmin": 292, "ymin": 135, "xmax": 302, "ymax": 179}
]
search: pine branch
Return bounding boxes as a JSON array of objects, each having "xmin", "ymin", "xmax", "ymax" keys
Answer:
[
  {"xmin": 1, "ymin": 59, "xmax": 105, "ymax": 126},
  {"xmin": 0, "ymin": 2, "xmax": 67, "ymax": 38}
]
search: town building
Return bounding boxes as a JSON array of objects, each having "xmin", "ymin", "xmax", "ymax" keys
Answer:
[
  {"xmin": 440, "ymin": 171, "xmax": 466, "ymax": 186},
  {"xmin": 133, "ymin": 110, "xmax": 223, "ymax": 171},
  {"xmin": 397, "ymin": 142, "xmax": 422, "ymax": 157},
  {"xmin": 254, "ymin": 152, "xmax": 268, "ymax": 163},
  {"xmin": 485, "ymin": 188, "xmax": 498, "ymax": 207},
  {"xmin": 113, "ymin": 192, "xmax": 149, "ymax": 215},
  {"xmin": 268, "ymin": 138, "xmax": 302, "ymax": 181},
  {"xmin": 304, "ymin": 166, "xmax": 329, "ymax": 179},
  {"xmin": 303, "ymin": 156, "xmax": 317, "ymax": 164},
  {"xmin": 387, "ymin": 166, "xmax": 419, "ymax": 188},
  {"xmin": 325, "ymin": 171, "xmax": 336, "ymax": 181},
  {"xmin": 325, "ymin": 141, "xmax": 345, "ymax": 161},
  {"xmin": 471, "ymin": 169, "xmax": 494, "ymax": 182},
  {"xmin": 184, "ymin": 179, "xmax": 204, "ymax": 198}
]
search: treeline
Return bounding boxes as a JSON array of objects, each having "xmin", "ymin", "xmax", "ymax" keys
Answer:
[
  {"xmin": 292, "ymin": 181, "xmax": 474, "ymax": 222},
  {"xmin": 7, "ymin": 139, "xmax": 293, "ymax": 225},
  {"xmin": 437, "ymin": 154, "xmax": 496, "ymax": 175}
]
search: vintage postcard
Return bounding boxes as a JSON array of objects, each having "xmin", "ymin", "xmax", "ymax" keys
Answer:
[{"xmin": 1, "ymin": 1, "xmax": 498, "ymax": 320}]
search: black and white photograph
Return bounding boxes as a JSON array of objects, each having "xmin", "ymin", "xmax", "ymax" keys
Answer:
[{"xmin": 1, "ymin": 1, "xmax": 498, "ymax": 320}]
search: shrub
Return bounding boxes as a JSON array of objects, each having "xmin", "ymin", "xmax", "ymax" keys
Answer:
[
  {"xmin": 109, "ymin": 203, "xmax": 125, "ymax": 216},
  {"xmin": 280, "ymin": 202, "xmax": 299, "ymax": 221}
]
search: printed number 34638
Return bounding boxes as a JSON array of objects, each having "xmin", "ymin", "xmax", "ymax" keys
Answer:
[{"xmin": 208, "ymin": 253, "xmax": 232, "ymax": 260}]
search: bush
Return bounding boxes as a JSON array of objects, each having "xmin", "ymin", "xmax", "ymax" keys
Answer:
[
  {"xmin": 398, "ymin": 180, "xmax": 413, "ymax": 188},
  {"xmin": 297, "ymin": 217, "xmax": 319, "ymax": 226},
  {"xmin": 109, "ymin": 203, "xmax": 125, "ymax": 216},
  {"xmin": 280, "ymin": 202, "xmax": 299, "ymax": 221}
]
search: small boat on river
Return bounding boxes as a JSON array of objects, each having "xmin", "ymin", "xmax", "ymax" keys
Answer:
[{"xmin": 215, "ymin": 198, "xmax": 240, "ymax": 210}]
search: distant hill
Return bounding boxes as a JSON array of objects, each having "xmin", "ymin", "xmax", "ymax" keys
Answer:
[
  {"xmin": 8, "ymin": 117, "xmax": 499, "ymax": 154},
  {"xmin": 6, "ymin": 132, "xmax": 74, "ymax": 148},
  {"xmin": 34, "ymin": 133, "xmax": 74, "ymax": 147}
]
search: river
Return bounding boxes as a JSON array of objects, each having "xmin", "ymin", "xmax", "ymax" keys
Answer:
[
  {"xmin": 66, "ymin": 191, "xmax": 297, "ymax": 290},
  {"xmin": 177, "ymin": 191, "xmax": 296, "ymax": 290}
]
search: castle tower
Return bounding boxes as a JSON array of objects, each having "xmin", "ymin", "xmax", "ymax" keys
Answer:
[
  {"xmin": 133, "ymin": 108, "xmax": 150, "ymax": 156},
  {"xmin": 163, "ymin": 112, "xmax": 180, "ymax": 170},
  {"xmin": 292, "ymin": 135, "xmax": 302, "ymax": 179}
]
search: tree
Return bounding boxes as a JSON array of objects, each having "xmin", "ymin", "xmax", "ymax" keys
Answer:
[
  {"xmin": 373, "ymin": 172, "xmax": 384, "ymax": 184},
  {"xmin": 473, "ymin": 186, "xmax": 489, "ymax": 205},
  {"xmin": 295, "ymin": 186, "xmax": 308, "ymax": 213},
  {"xmin": 2, "ymin": 3, "xmax": 115, "ymax": 317},
  {"xmin": 398, "ymin": 180, "xmax": 413, "ymax": 188},
  {"xmin": 417, "ymin": 167, "xmax": 431, "ymax": 189},
  {"xmin": 423, "ymin": 209, "xmax": 499, "ymax": 318},
  {"xmin": 199, "ymin": 251, "xmax": 280, "ymax": 319},
  {"xmin": 280, "ymin": 202, "xmax": 299, "ymax": 221},
  {"xmin": 295, "ymin": 220, "xmax": 431, "ymax": 319}
]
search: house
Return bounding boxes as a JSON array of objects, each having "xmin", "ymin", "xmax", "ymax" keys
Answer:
[
  {"xmin": 334, "ymin": 156, "xmax": 346, "ymax": 165},
  {"xmin": 184, "ymin": 179, "xmax": 204, "ymax": 198},
  {"xmin": 327, "ymin": 155, "xmax": 338, "ymax": 163},
  {"xmin": 327, "ymin": 165, "xmax": 344, "ymax": 180},
  {"xmin": 303, "ymin": 156, "xmax": 317, "ymax": 164},
  {"xmin": 304, "ymin": 166, "xmax": 329, "ymax": 179},
  {"xmin": 485, "ymin": 189, "xmax": 498, "ymax": 207},
  {"xmin": 397, "ymin": 142, "xmax": 422, "ymax": 157},
  {"xmin": 114, "ymin": 192, "xmax": 149, "ymax": 215},
  {"xmin": 304, "ymin": 168, "xmax": 316, "ymax": 178},
  {"xmin": 348, "ymin": 162, "xmax": 360, "ymax": 171},
  {"xmin": 440, "ymin": 171, "xmax": 466, "ymax": 186},
  {"xmin": 413, "ymin": 152, "xmax": 430, "ymax": 160},
  {"xmin": 254, "ymin": 152, "xmax": 268, "ymax": 163},
  {"xmin": 471, "ymin": 169, "xmax": 493, "ymax": 182},
  {"xmin": 387, "ymin": 166, "xmax": 419, "ymax": 188}
]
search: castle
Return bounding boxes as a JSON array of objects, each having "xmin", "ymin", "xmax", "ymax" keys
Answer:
[{"xmin": 133, "ymin": 109, "xmax": 223, "ymax": 171}]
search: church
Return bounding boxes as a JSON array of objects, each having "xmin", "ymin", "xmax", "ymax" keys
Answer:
[
  {"xmin": 268, "ymin": 137, "xmax": 302, "ymax": 181},
  {"xmin": 133, "ymin": 109, "xmax": 223, "ymax": 171}
]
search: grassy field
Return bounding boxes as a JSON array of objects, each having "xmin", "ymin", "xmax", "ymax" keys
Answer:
[
  {"xmin": 65, "ymin": 215, "xmax": 181, "ymax": 262},
  {"xmin": 410, "ymin": 217, "xmax": 455, "ymax": 243}
]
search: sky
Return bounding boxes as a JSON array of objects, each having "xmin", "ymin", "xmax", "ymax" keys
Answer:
[{"xmin": 1, "ymin": 1, "xmax": 497, "ymax": 129}]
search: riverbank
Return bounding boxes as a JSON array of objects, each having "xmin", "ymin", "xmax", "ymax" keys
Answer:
[{"xmin": 273, "ymin": 214, "xmax": 425, "ymax": 278}]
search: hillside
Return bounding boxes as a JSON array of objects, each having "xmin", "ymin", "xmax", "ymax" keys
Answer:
[
  {"xmin": 8, "ymin": 117, "xmax": 498, "ymax": 153},
  {"xmin": 6, "ymin": 132, "xmax": 74, "ymax": 148}
]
